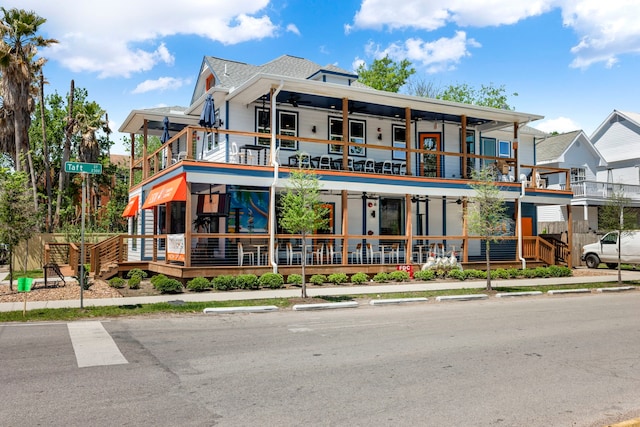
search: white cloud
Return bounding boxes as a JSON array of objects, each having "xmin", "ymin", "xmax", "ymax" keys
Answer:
[
  {"xmin": 532, "ymin": 116, "xmax": 581, "ymax": 134},
  {"xmin": 352, "ymin": 0, "xmax": 554, "ymax": 31},
  {"xmin": 286, "ymin": 23, "xmax": 300, "ymax": 35},
  {"xmin": 362, "ymin": 32, "xmax": 480, "ymax": 73},
  {"xmin": 352, "ymin": 0, "xmax": 640, "ymax": 70},
  {"xmin": 131, "ymin": 77, "xmax": 191, "ymax": 94},
  {"xmin": 10, "ymin": 0, "xmax": 278, "ymax": 78}
]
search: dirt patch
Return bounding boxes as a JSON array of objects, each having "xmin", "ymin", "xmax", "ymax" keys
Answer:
[{"xmin": 0, "ymin": 278, "xmax": 122, "ymax": 303}]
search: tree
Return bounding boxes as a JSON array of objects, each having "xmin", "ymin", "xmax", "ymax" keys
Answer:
[
  {"xmin": 278, "ymin": 167, "xmax": 328, "ymax": 298},
  {"xmin": 0, "ymin": 7, "xmax": 57, "ymax": 171},
  {"xmin": 467, "ymin": 167, "xmax": 509, "ymax": 291},
  {"xmin": 598, "ymin": 189, "xmax": 637, "ymax": 284},
  {"xmin": 356, "ymin": 56, "xmax": 415, "ymax": 93},
  {"xmin": 438, "ymin": 82, "xmax": 517, "ymax": 110},
  {"xmin": 0, "ymin": 169, "xmax": 38, "ymax": 290},
  {"xmin": 405, "ymin": 77, "xmax": 442, "ymax": 98}
]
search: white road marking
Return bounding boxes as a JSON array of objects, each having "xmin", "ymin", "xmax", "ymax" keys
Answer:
[{"xmin": 67, "ymin": 321, "xmax": 128, "ymax": 368}]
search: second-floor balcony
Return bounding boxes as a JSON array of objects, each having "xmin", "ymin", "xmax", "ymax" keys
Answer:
[
  {"xmin": 571, "ymin": 180, "xmax": 640, "ymax": 202},
  {"xmin": 130, "ymin": 124, "xmax": 570, "ymax": 195}
]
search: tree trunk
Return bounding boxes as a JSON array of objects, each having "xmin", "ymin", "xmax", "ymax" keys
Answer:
[
  {"xmin": 485, "ymin": 240, "xmax": 492, "ymax": 291},
  {"xmin": 27, "ymin": 151, "xmax": 38, "ymax": 212},
  {"xmin": 301, "ymin": 235, "xmax": 308, "ymax": 298},
  {"xmin": 55, "ymin": 80, "xmax": 74, "ymax": 229},
  {"xmin": 8, "ymin": 246, "xmax": 13, "ymax": 292},
  {"xmin": 40, "ymin": 72, "xmax": 53, "ymax": 232}
]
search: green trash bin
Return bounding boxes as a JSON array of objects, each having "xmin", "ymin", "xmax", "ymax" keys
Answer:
[{"xmin": 17, "ymin": 277, "xmax": 33, "ymax": 293}]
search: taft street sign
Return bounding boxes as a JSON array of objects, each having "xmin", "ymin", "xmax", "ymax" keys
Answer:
[{"xmin": 64, "ymin": 161, "xmax": 102, "ymax": 174}]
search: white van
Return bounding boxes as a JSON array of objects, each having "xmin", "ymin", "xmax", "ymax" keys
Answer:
[{"xmin": 581, "ymin": 230, "xmax": 640, "ymax": 268}]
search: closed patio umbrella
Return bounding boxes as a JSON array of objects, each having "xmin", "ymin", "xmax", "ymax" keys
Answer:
[
  {"xmin": 160, "ymin": 116, "xmax": 171, "ymax": 143},
  {"xmin": 199, "ymin": 94, "xmax": 215, "ymax": 128}
]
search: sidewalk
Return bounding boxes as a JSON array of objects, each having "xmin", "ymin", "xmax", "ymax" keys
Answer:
[{"xmin": 1, "ymin": 269, "xmax": 639, "ymax": 313}]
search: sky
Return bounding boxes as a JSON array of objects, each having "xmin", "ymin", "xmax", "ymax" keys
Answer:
[{"xmin": 9, "ymin": 0, "xmax": 640, "ymax": 154}]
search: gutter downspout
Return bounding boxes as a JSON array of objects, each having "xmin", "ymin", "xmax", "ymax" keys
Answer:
[
  {"xmin": 270, "ymin": 81, "xmax": 284, "ymax": 273},
  {"xmin": 518, "ymin": 174, "xmax": 526, "ymax": 270}
]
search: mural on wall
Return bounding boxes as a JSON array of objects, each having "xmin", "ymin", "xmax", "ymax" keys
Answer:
[{"xmin": 227, "ymin": 187, "xmax": 269, "ymax": 233}]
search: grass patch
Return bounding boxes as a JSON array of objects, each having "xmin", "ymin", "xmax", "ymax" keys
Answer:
[
  {"xmin": 6, "ymin": 269, "xmax": 45, "ymax": 279},
  {"xmin": 1, "ymin": 281, "xmax": 638, "ymax": 323}
]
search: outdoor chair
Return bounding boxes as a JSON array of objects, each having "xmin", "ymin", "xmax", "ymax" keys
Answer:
[
  {"xmin": 286, "ymin": 242, "xmax": 302, "ymax": 265},
  {"xmin": 349, "ymin": 243, "xmax": 363, "ymax": 264},
  {"xmin": 237, "ymin": 242, "xmax": 255, "ymax": 266},
  {"xmin": 366, "ymin": 243, "xmax": 383, "ymax": 264},
  {"xmin": 326, "ymin": 242, "xmax": 341, "ymax": 264}
]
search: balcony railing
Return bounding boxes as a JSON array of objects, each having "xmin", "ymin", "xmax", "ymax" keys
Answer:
[
  {"xmin": 571, "ymin": 180, "xmax": 640, "ymax": 200},
  {"xmin": 130, "ymin": 125, "xmax": 570, "ymax": 191}
]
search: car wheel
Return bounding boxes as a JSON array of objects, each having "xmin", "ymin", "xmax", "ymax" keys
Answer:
[{"xmin": 585, "ymin": 254, "xmax": 600, "ymax": 269}]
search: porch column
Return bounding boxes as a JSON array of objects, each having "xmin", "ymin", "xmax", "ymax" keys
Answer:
[
  {"xmin": 143, "ymin": 120, "xmax": 149, "ymax": 180},
  {"xmin": 165, "ymin": 202, "xmax": 171, "ymax": 263},
  {"xmin": 342, "ymin": 98, "xmax": 349, "ymax": 169},
  {"xmin": 567, "ymin": 205, "xmax": 573, "ymax": 268},
  {"xmin": 405, "ymin": 194, "xmax": 413, "ymax": 263},
  {"xmin": 186, "ymin": 128, "xmax": 194, "ymax": 159},
  {"xmin": 405, "ymin": 107, "xmax": 412, "ymax": 176},
  {"xmin": 461, "ymin": 115, "xmax": 467, "ymax": 179},
  {"xmin": 462, "ymin": 198, "xmax": 469, "ymax": 263},
  {"xmin": 513, "ymin": 122, "xmax": 519, "ymax": 178},
  {"xmin": 184, "ymin": 182, "xmax": 192, "ymax": 267},
  {"xmin": 341, "ymin": 190, "xmax": 348, "ymax": 264},
  {"xmin": 129, "ymin": 132, "xmax": 135, "ymax": 187}
]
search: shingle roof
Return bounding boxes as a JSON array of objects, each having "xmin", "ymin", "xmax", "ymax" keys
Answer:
[
  {"xmin": 204, "ymin": 55, "xmax": 358, "ymax": 89},
  {"xmin": 535, "ymin": 130, "xmax": 581, "ymax": 162}
]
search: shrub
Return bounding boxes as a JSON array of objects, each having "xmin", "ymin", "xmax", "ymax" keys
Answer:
[
  {"xmin": 74, "ymin": 264, "xmax": 92, "ymax": 290},
  {"xmin": 310, "ymin": 274, "xmax": 327, "ymax": 286},
  {"xmin": 521, "ymin": 268, "xmax": 537, "ymax": 278},
  {"xmin": 128, "ymin": 275, "xmax": 141, "ymax": 289},
  {"xmin": 414, "ymin": 269, "xmax": 435, "ymax": 281},
  {"xmin": 108, "ymin": 277, "xmax": 126, "ymax": 288},
  {"xmin": 466, "ymin": 269, "xmax": 487, "ymax": 279},
  {"xmin": 389, "ymin": 270, "xmax": 410, "ymax": 282},
  {"xmin": 372, "ymin": 272, "xmax": 389, "ymax": 282},
  {"xmin": 506, "ymin": 268, "xmax": 521, "ymax": 278},
  {"xmin": 236, "ymin": 274, "xmax": 259, "ymax": 290},
  {"xmin": 287, "ymin": 274, "xmax": 302, "ymax": 286},
  {"xmin": 186, "ymin": 277, "xmax": 212, "ymax": 292},
  {"xmin": 327, "ymin": 272, "xmax": 348, "ymax": 285},
  {"xmin": 533, "ymin": 267, "xmax": 551, "ymax": 278},
  {"xmin": 350, "ymin": 272, "xmax": 369, "ymax": 285},
  {"xmin": 150, "ymin": 274, "xmax": 168, "ymax": 286},
  {"xmin": 447, "ymin": 269, "xmax": 466, "ymax": 281},
  {"xmin": 126, "ymin": 268, "xmax": 148, "ymax": 280},
  {"xmin": 259, "ymin": 273, "xmax": 284, "ymax": 289},
  {"xmin": 548, "ymin": 265, "xmax": 572, "ymax": 277},
  {"xmin": 212, "ymin": 275, "xmax": 236, "ymax": 291},
  {"xmin": 154, "ymin": 278, "xmax": 183, "ymax": 294},
  {"xmin": 491, "ymin": 268, "xmax": 510, "ymax": 280}
]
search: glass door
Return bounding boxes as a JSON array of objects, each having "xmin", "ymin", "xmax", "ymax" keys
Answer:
[{"xmin": 419, "ymin": 133, "xmax": 441, "ymax": 177}]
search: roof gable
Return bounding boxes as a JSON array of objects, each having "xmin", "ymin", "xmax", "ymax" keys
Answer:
[{"xmin": 536, "ymin": 130, "xmax": 606, "ymax": 167}]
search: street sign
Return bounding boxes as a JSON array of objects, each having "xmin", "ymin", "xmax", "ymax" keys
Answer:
[{"xmin": 64, "ymin": 161, "xmax": 102, "ymax": 174}]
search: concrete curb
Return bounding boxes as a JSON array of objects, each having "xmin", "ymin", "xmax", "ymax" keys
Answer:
[
  {"xmin": 597, "ymin": 286, "xmax": 636, "ymax": 292},
  {"xmin": 370, "ymin": 297, "xmax": 428, "ymax": 305},
  {"xmin": 547, "ymin": 289, "xmax": 590, "ymax": 295},
  {"xmin": 292, "ymin": 301, "xmax": 359, "ymax": 311},
  {"xmin": 203, "ymin": 305, "xmax": 279, "ymax": 314},
  {"xmin": 495, "ymin": 291, "xmax": 543, "ymax": 298},
  {"xmin": 435, "ymin": 294, "xmax": 488, "ymax": 302}
]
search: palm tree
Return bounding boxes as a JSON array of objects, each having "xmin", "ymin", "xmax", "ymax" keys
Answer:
[{"xmin": 0, "ymin": 7, "xmax": 57, "ymax": 171}]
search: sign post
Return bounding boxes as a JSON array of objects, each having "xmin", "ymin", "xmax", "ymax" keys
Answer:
[
  {"xmin": 17, "ymin": 277, "xmax": 32, "ymax": 317},
  {"xmin": 64, "ymin": 162, "xmax": 102, "ymax": 308}
]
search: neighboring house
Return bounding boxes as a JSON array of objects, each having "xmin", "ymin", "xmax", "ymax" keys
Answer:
[
  {"xmin": 113, "ymin": 54, "xmax": 572, "ymax": 278},
  {"xmin": 537, "ymin": 111, "xmax": 640, "ymax": 266}
]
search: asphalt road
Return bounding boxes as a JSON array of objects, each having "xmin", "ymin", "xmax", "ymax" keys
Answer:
[{"xmin": 1, "ymin": 292, "xmax": 639, "ymax": 426}]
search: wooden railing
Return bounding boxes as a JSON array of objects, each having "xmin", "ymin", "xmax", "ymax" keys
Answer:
[
  {"xmin": 43, "ymin": 242, "xmax": 79, "ymax": 276},
  {"xmin": 90, "ymin": 235, "xmax": 124, "ymax": 274}
]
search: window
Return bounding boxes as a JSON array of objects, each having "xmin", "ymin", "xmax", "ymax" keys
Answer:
[
  {"xmin": 205, "ymin": 74, "xmax": 215, "ymax": 91},
  {"xmin": 570, "ymin": 167, "xmax": 585, "ymax": 184},
  {"xmin": 481, "ymin": 137, "xmax": 496, "ymax": 167},
  {"xmin": 499, "ymin": 140, "xmax": 511, "ymax": 158},
  {"xmin": 328, "ymin": 117, "xmax": 343, "ymax": 154},
  {"xmin": 392, "ymin": 125, "xmax": 406, "ymax": 160},
  {"xmin": 278, "ymin": 111, "xmax": 297, "ymax": 150},
  {"xmin": 349, "ymin": 119, "xmax": 366, "ymax": 157},
  {"xmin": 420, "ymin": 133, "xmax": 441, "ymax": 177},
  {"xmin": 256, "ymin": 108, "xmax": 270, "ymax": 147},
  {"xmin": 460, "ymin": 130, "xmax": 475, "ymax": 177}
]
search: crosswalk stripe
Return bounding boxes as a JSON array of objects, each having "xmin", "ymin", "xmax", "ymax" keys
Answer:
[{"xmin": 67, "ymin": 321, "xmax": 128, "ymax": 368}]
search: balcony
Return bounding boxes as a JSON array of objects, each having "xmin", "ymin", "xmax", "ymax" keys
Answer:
[{"xmin": 571, "ymin": 180, "xmax": 640, "ymax": 202}]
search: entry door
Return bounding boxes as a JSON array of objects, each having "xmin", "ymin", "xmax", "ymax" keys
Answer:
[
  {"xmin": 420, "ymin": 133, "xmax": 441, "ymax": 177},
  {"xmin": 521, "ymin": 217, "xmax": 533, "ymax": 236}
]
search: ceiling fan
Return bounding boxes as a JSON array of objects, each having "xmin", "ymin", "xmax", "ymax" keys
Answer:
[
  {"xmin": 348, "ymin": 100, "xmax": 368, "ymax": 114},
  {"xmin": 283, "ymin": 93, "xmax": 312, "ymax": 108}
]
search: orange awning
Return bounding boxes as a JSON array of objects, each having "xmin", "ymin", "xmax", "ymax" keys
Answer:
[
  {"xmin": 141, "ymin": 175, "xmax": 187, "ymax": 209},
  {"xmin": 121, "ymin": 196, "xmax": 139, "ymax": 217}
]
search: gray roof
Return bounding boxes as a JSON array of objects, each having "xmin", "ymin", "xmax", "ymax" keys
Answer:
[
  {"xmin": 535, "ymin": 130, "xmax": 581, "ymax": 162},
  {"xmin": 204, "ymin": 55, "xmax": 359, "ymax": 90}
]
